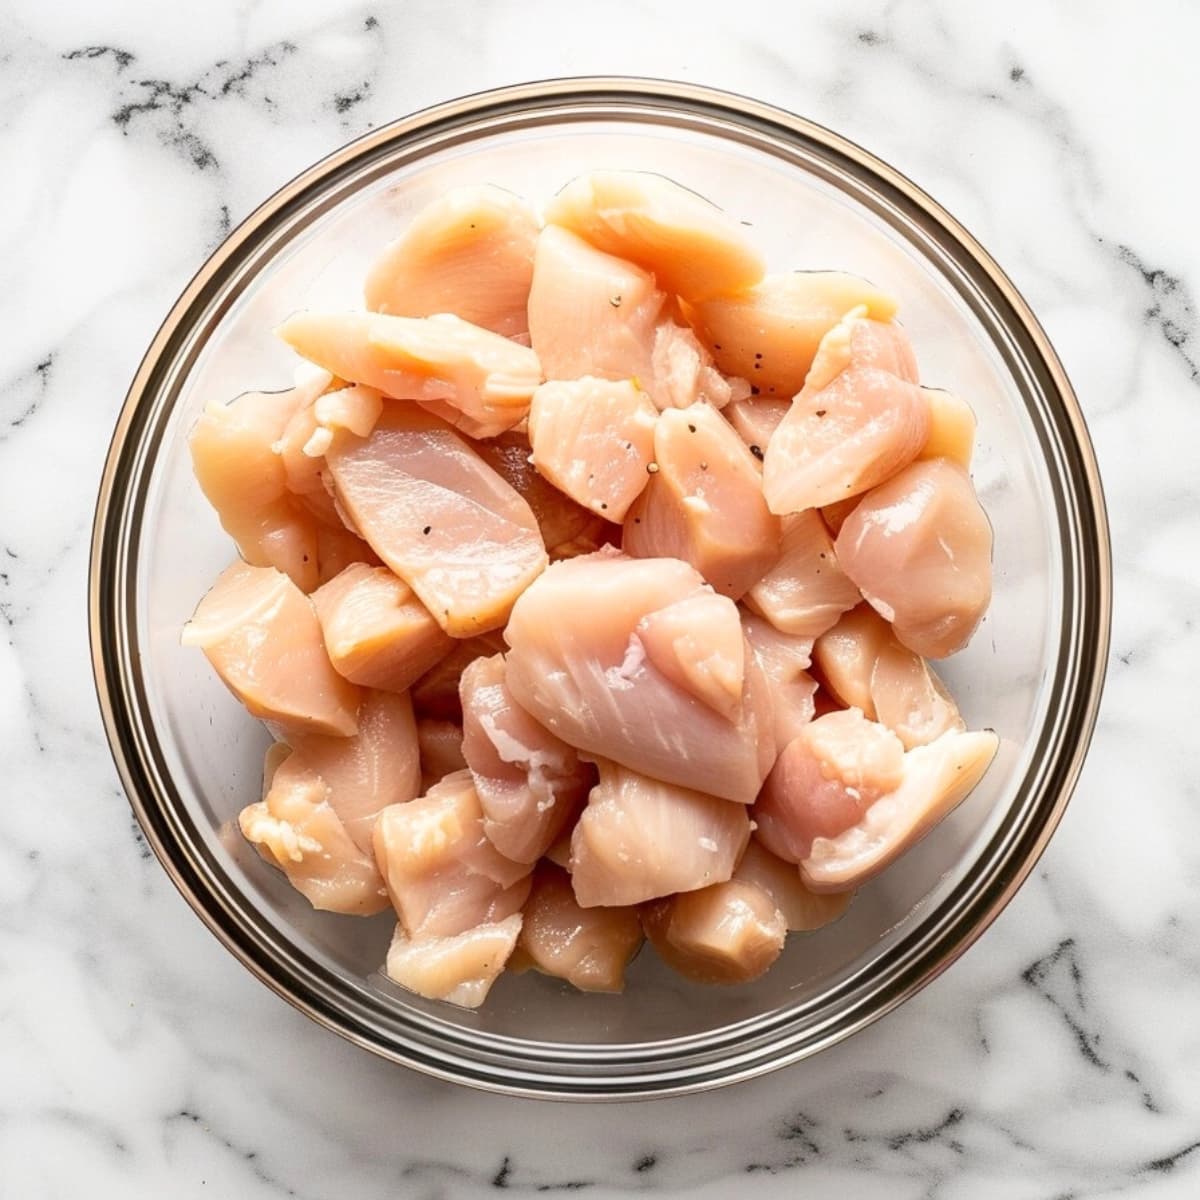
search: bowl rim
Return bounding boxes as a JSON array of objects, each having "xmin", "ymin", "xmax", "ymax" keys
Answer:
[{"xmin": 89, "ymin": 75, "xmax": 1112, "ymax": 1100}]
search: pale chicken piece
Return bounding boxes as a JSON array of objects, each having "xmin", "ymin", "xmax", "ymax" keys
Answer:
[
  {"xmin": 364, "ymin": 184, "xmax": 539, "ymax": 338},
  {"xmin": 635, "ymin": 590, "xmax": 745, "ymax": 721},
  {"xmin": 642, "ymin": 880, "xmax": 785, "ymax": 984},
  {"xmin": 298, "ymin": 384, "xmax": 386, "ymax": 462},
  {"xmin": 649, "ymin": 320, "xmax": 744, "ymax": 411},
  {"xmin": 754, "ymin": 709, "xmax": 906, "ymax": 865},
  {"xmin": 722, "ymin": 396, "xmax": 791, "ymax": 458},
  {"xmin": 819, "ymin": 496, "xmax": 860, "ymax": 537},
  {"xmin": 741, "ymin": 614, "xmax": 817, "ymax": 752},
  {"xmin": 411, "ymin": 632, "xmax": 507, "ymax": 720},
  {"xmin": 528, "ymin": 377, "xmax": 658, "ymax": 522},
  {"xmin": 732, "ymin": 839, "xmax": 851, "ymax": 931},
  {"xmin": 239, "ymin": 755, "xmax": 389, "ymax": 916},
  {"xmin": 312, "ymin": 563, "xmax": 452, "ymax": 692},
  {"xmin": 569, "ymin": 761, "xmax": 751, "ymax": 907},
  {"xmin": 544, "ymin": 831, "xmax": 573, "ymax": 869},
  {"xmin": 324, "ymin": 407, "xmax": 547, "ymax": 636},
  {"xmin": 919, "ymin": 388, "xmax": 977, "ymax": 467},
  {"xmin": 681, "ymin": 271, "xmax": 899, "ymax": 399},
  {"xmin": 545, "ymin": 170, "xmax": 765, "ymax": 301},
  {"xmin": 527, "ymin": 224, "xmax": 665, "ymax": 388},
  {"xmin": 182, "ymin": 562, "xmax": 361, "ymax": 737},
  {"xmin": 373, "ymin": 770, "xmax": 531, "ymax": 938},
  {"xmin": 315, "ymin": 523, "xmax": 381, "ymax": 585},
  {"xmin": 744, "ymin": 509, "xmax": 861, "ymax": 637},
  {"xmin": 261, "ymin": 741, "xmax": 293, "ymax": 798},
  {"xmin": 812, "ymin": 604, "xmax": 892, "ymax": 716},
  {"xmin": 474, "ymin": 431, "xmax": 612, "ymax": 559},
  {"xmin": 276, "ymin": 401, "xmax": 343, "ymax": 530},
  {"xmin": 459, "ymin": 654, "xmax": 593, "ymax": 863},
  {"xmin": 504, "ymin": 551, "xmax": 775, "ymax": 803},
  {"xmin": 762, "ymin": 313, "xmax": 930, "ymax": 514},
  {"xmin": 624, "ymin": 402, "xmax": 781, "ymax": 600},
  {"xmin": 514, "ymin": 864, "xmax": 643, "ymax": 993},
  {"xmin": 189, "ymin": 380, "xmax": 331, "ymax": 591},
  {"xmin": 384, "ymin": 914, "xmax": 521, "ymax": 1009},
  {"xmin": 835, "ymin": 457, "xmax": 993, "ymax": 658},
  {"xmin": 801, "ymin": 729, "xmax": 1000, "ymax": 892},
  {"xmin": 417, "ymin": 718, "xmax": 467, "ymax": 790},
  {"xmin": 277, "ymin": 310, "xmax": 542, "ymax": 438}
]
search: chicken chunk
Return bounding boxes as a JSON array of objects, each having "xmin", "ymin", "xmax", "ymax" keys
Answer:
[
  {"xmin": 528, "ymin": 377, "xmax": 658, "ymax": 522},
  {"xmin": 324, "ymin": 407, "xmax": 547, "ymax": 636},
  {"xmin": 569, "ymin": 761, "xmax": 750, "ymax": 907},
  {"xmin": 417, "ymin": 718, "xmax": 467, "ymax": 790},
  {"xmin": 642, "ymin": 880, "xmax": 785, "ymax": 984},
  {"xmin": 504, "ymin": 550, "xmax": 774, "ymax": 803},
  {"xmin": 277, "ymin": 310, "xmax": 542, "ymax": 438},
  {"xmin": 648, "ymin": 319, "xmax": 743, "ymax": 411},
  {"xmin": 459, "ymin": 654, "xmax": 593, "ymax": 863},
  {"xmin": 835, "ymin": 457, "xmax": 992, "ymax": 658},
  {"xmin": 411, "ymin": 632, "xmax": 507, "ymax": 721},
  {"xmin": 919, "ymin": 388, "xmax": 976, "ymax": 467},
  {"xmin": 722, "ymin": 395, "xmax": 791, "ymax": 457},
  {"xmin": 545, "ymin": 170, "xmax": 765, "ymax": 301},
  {"xmin": 182, "ymin": 561, "xmax": 361, "ymax": 737},
  {"xmin": 315, "ymin": 524, "xmax": 381, "ymax": 584},
  {"xmin": 373, "ymin": 770, "xmax": 531, "ymax": 938},
  {"xmin": 514, "ymin": 864, "xmax": 643, "ymax": 993},
  {"xmin": 364, "ymin": 184, "xmax": 539, "ymax": 338},
  {"xmin": 742, "ymin": 614, "xmax": 817, "ymax": 752},
  {"xmin": 744, "ymin": 509, "xmax": 861, "ymax": 637},
  {"xmin": 763, "ymin": 311, "xmax": 929, "ymax": 514},
  {"xmin": 732, "ymin": 840, "xmax": 851, "ymax": 931},
  {"xmin": 624, "ymin": 402, "xmax": 780, "ymax": 600},
  {"xmin": 383, "ymin": 914, "xmax": 521, "ymax": 1008},
  {"xmin": 681, "ymin": 271, "xmax": 898, "ymax": 399},
  {"xmin": 312, "ymin": 563, "xmax": 452, "ymax": 692}
]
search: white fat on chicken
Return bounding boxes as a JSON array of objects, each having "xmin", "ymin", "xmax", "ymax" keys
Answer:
[{"xmin": 383, "ymin": 914, "xmax": 521, "ymax": 1009}]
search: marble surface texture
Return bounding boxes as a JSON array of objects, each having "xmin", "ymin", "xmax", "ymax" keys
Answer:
[{"xmin": 1, "ymin": 0, "xmax": 1197, "ymax": 1196}]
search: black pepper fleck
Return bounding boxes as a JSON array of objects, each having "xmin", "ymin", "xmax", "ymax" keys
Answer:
[
  {"xmin": 422, "ymin": 525, "xmax": 432, "ymax": 535},
  {"xmin": 750, "ymin": 385, "xmax": 760, "ymax": 395},
  {"xmin": 815, "ymin": 409, "xmax": 827, "ymax": 417},
  {"xmin": 610, "ymin": 295, "xmax": 623, "ymax": 307},
  {"xmin": 687, "ymin": 424, "xmax": 696, "ymax": 433},
  {"xmin": 749, "ymin": 444, "xmax": 763, "ymax": 461}
]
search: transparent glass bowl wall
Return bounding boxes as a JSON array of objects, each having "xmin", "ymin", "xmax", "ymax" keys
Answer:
[{"xmin": 90, "ymin": 80, "xmax": 1110, "ymax": 1098}]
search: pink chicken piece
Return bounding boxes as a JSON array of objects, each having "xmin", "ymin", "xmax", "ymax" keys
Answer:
[
  {"xmin": 503, "ymin": 550, "xmax": 775, "ymax": 804},
  {"xmin": 459, "ymin": 654, "xmax": 593, "ymax": 864},
  {"xmin": 569, "ymin": 760, "xmax": 751, "ymax": 908},
  {"xmin": 364, "ymin": 184, "xmax": 539, "ymax": 339},
  {"xmin": 182, "ymin": 561, "xmax": 361, "ymax": 738},
  {"xmin": 384, "ymin": 914, "xmax": 522, "ymax": 1009},
  {"xmin": 312, "ymin": 563, "xmax": 453, "ymax": 693},
  {"xmin": 745, "ymin": 508, "xmax": 861, "ymax": 638},
  {"xmin": 373, "ymin": 769, "xmax": 531, "ymax": 939},
  {"xmin": 623, "ymin": 402, "xmax": 781, "ymax": 600},
  {"xmin": 835, "ymin": 457, "xmax": 993, "ymax": 659},
  {"xmin": 722, "ymin": 395, "xmax": 791, "ymax": 458},
  {"xmin": 741, "ymin": 614, "xmax": 817, "ymax": 752},
  {"xmin": 411, "ymin": 632, "xmax": 507, "ymax": 721},
  {"xmin": 277, "ymin": 310, "xmax": 542, "ymax": 439},
  {"xmin": 762, "ymin": 310, "xmax": 930, "ymax": 515},
  {"xmin": 324, "ymin": 407, "xmax": 547, "ymax": 636},
  {"xmin": 512, "ymin": 863, "xmax": 643, "ymax": 993},
  {"xmin": 732, "ymin": 839, "xmax": 851, "ymax": 931},
  {"xmin": 417, "ymin": 718, "xmax": 467, "ymax": 791}
]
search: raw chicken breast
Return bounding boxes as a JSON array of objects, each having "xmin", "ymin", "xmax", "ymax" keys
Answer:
[
  {"xmin": 324, "ymin": 407, "xmax": 547, "ymax": 636},
  {"xmin": 681, "ymin": 271, "xmax": 898, "ymax": 398},
  {"xmin": 384, "ymin": 914, "xmax": 521, "ymax": 1009},
  {"xmin": 642, "ymin": 881, "xmax": 785, "ymax": 984},
  {"xmin": 514, "ymin": 864, "xmax": 643, "ymax": 993},
  {"xmin": 315, "ymin": 524, "xmax": 381, "ymax": 584},
  {"xmin": 239, "ymin": 752, "xmax": 389, "ymax": 915},
  {"xmin": 569, "ymin": 761, "xmax": 751, "ymax": 907},
  {"xmin": 649, "ymin": 320, "xmax": 743, "ymax": 411},
  {"xmin": 182, "ymin": 561, "xmax": 361, "ymax": 737},
  {"xmin": 527, "ymin": 224, "xmax": 665, "ymax": 388},
  {"xmin": 545, "ymin": 170, "xmax": 764, "ymax": 301},
  {"xmin": 474, "ymin": 430, "xmax": 611, "ymax": 558},
  {"xmin": 835, "ymin": 457, "xmax": 993, "ymax": 658},
  {"xmin": 459, "ymin": 654, "xmax": 593, "ymax": 863},
  {"xmin": 504, "ymin": 551, "xmax": 775, "ymax": 803},
  {"xmin": 189, "ymin": 380, "xmax": 330, "ymax": 591},
  {"xmin": 624, "ymin": 403, "xmax": 781, "ymax": 600},
  {"xmin": 801, "ymin": 729, "xmax": 1000, "ymax": 892},
  {"xmin": 742, "ymin": 614, "xmax": 817, "ymax": 751},
  {"xmin": 754, "ymin": 709, "xmax": 906, "ymax": 865},
  {"xmin": 417, "ymin": 718, "xmax": 467, "ymax": 790},
  {"xmin": 528, "ymin": 377, "xmax": 658, "ymax": 521},
  {"xmin": 819, "ymin": 496, "xmax": 860, "ymax": 538},
  {"xmin": 275, "ymin": 689, "xmax": 421, "ymax": 852},
  {"xmin": 744, "ymin": 509, "xmax": 860, "ymax": 637},
  {"xmin": 411, "ymin": 632, "xmax": 507, "ymax": 720},
  {"xmin": 722, "ymin": 395, "xmax": 791, "ymax": 457},
  {"xmin": 812, "ymin": 604, "xmax": 892, "ymax": 715},
  {"xmin": 920, "ymin": 388, "xmax": 976, "ymax": 467},
  {"xmin": 364, "ymin": 184, "xmax": 539, "ymax": 338},
  {"xmin": 732, "ymin": 840, "xmax": 851, "ymax": 931},
  {"xmin": 277, "ymin": 310, "xmax": 542, "ymax": 438},
  {"xmin": 312, "ymin": 563, "xmax": 452, "ymax": 692},
  {"xmin": 763, "ymin": 311, "xmax": 930, "ymax": 514},
  {"xmin": 373, "ymin": 770, "xmax": 531, "ymax": 938}
]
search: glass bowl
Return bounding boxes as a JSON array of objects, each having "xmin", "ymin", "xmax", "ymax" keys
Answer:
[{"xmin": 89, "ymin": 78, "xmax": 1110, "ymax": 1099}]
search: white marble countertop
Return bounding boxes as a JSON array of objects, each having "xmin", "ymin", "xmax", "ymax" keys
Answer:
[{"xmin": 2, "ymin": 0, "xmax": 1197, "ymax": 1195}]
